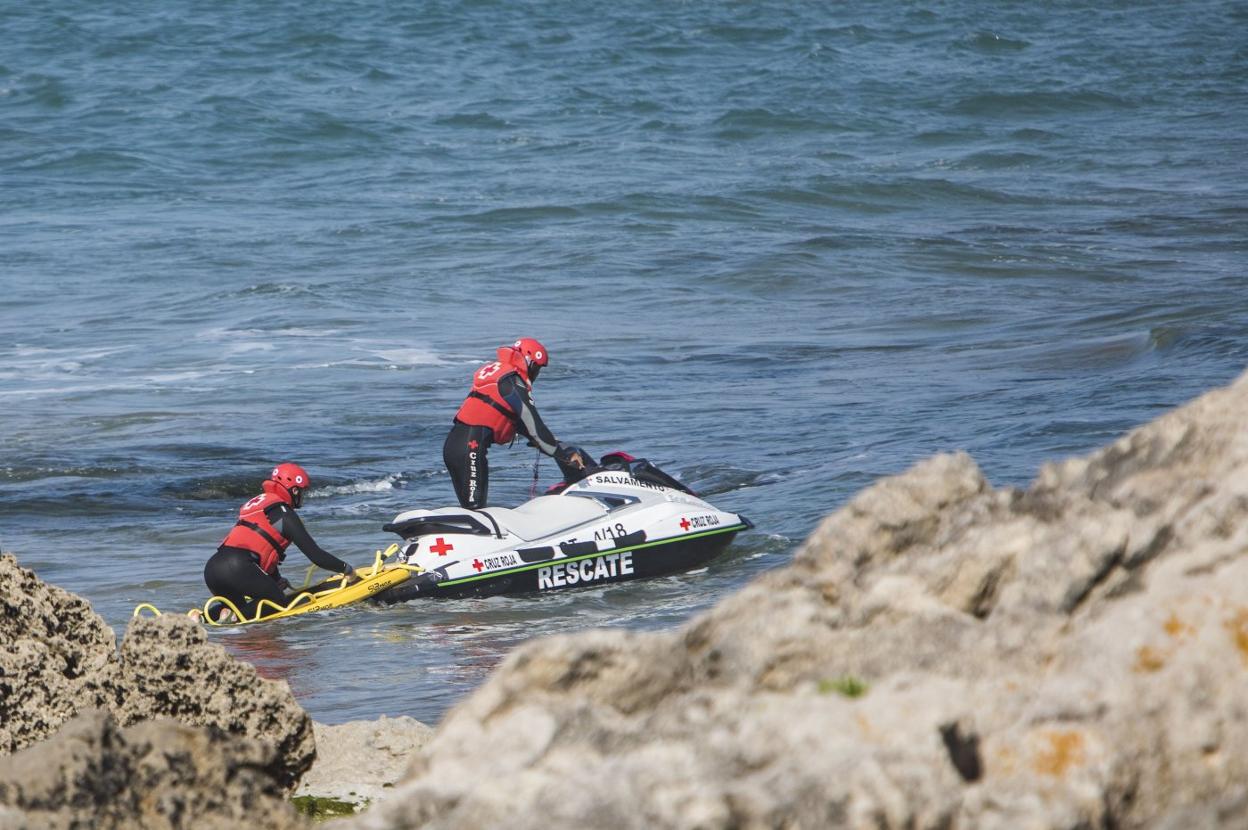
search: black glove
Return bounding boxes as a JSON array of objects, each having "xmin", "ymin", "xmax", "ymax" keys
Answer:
[{"xmin": 555, "ymin": 442, "xmax": 588, "ymax": 469}]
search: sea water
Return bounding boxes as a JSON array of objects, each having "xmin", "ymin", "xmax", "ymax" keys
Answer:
[{"xmin": 2, "ymin": 0, "xmax": 1245, "ymax": 723}]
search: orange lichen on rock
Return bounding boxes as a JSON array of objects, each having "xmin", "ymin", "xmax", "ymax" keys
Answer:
[
  {"xmin": 1134, "ymin": 645, "xmax": 1166, "ymax": 673},
  {"xmin": 1032, "ymin": 729, "xmax": 1087, "ymax": 778},
  {"xmin": 1224, "ymin": 608, "xmax": 1248, "ymax": 666},
  {"xmin": 1163, "ymin": 612, "xmax": 1195, "ymax": 639}
]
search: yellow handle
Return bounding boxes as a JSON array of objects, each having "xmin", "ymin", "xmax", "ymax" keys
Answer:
[{"xmin": 367, "ymin": 543, "xmax": 401, "ymax": 576}]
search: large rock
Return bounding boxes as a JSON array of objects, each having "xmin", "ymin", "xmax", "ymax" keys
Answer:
[
  {"xmin": 116, "ymin": 614, "xmax": 316, "ymax": 791},
  {"xmin": 295, "ymin": 717, "xmax": 434, "ymax": 808},
  {"xmin": 0, "ymin": 708, "xmax": 305, "ymax": 829},
  {"xmin": 356, "ymin": 368, "xmax": 1248, "ymax": 829},
  {"xmin": 0, "ymin": 555, "xmax": 318, "ymax": 825},
  {"xmin": 0, "ymin": 554, "xmax": 118, "ymax": 754}
]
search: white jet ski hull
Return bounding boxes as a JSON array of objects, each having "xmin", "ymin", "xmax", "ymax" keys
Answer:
[{"xmin": 372, "ymin": 459, "xmax": 751, "ymax": 601}]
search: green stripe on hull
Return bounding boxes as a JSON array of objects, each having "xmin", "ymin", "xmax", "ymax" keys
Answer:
[{"xmin": 437, "ymin": 523, "xmax": 748, "ymax": 587}]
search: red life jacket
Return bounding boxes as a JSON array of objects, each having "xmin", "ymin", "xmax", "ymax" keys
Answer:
[
  {"xmin": 219, "ymin": 482, "xmax": 292, "ymax": 574},
  {"xmin": 454, "ymin": 347, "xmax": 532, "ymax": 444}
]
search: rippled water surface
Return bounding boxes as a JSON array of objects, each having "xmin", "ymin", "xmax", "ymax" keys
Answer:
[{"xmin": 2, "ymin": 1, "xmax": 1246, "ymax": 723}]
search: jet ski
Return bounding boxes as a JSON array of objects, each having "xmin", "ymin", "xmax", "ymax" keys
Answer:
[{"xmin": 371, "ymin": 452, "xmax": 752, "ymax": 602}]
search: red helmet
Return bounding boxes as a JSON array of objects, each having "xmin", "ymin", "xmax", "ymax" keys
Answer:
[
  {"xmin": 512, "ymin": 338, "xmax": 549, "ymax": 380},
  {"xmin": 264, "ymin": 462, "xmax": 310, "ymax": 507}
]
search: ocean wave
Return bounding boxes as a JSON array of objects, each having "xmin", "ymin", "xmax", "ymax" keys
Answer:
[
  {"xmin": 746, "ymin": 177, "xmax": 1046, "ymax": 214},
  {"xmin": 178, "ymin": 475, "xmax": 265, "ymax": 501},
  {"xmin": 0, "ymin": 463, "xmax": 142, "ymax": 483},
  {"xmin": 810, "ymin": 24, "xmax": 879, "ymax": 43},
  {"xmin": 951, "ymin": 30, "xmax": 1030, "ymax": 53},
  {"xmin": 310, "ymin": 474, "xmax": 403, "ymax": 497},
  {"xmin": 18, "ymin": 148, "xmax": 155, "ymax": 174},
  {"xmin": 285, "ymin": 108, "xmax": 384, "ymax": 144},
  {"xmin": 0, "ymin": 364, "xmax": 230, "ymax": 398},
  {"xmin": 178, "ymin": 472, "xmax": 403, "ymax": 506},
  {"xmin": 952, "ymin": 89, "xmax": 1134, "ymax": 117},
  {"xmin": 701, "ymin": 24, "xmax": 791, "ymax": 45},
  {"xmin": 367, "ymin": 348, "xmax": 450, "ymax": 367},
  {"xmin": 196, "ymin": 326, "xmax": 345, "ymax": 342},
  {"xmin": 6, "ymin": 72, "xmax": 70, "ymax": 108},
  {"xmin": 711, "ymin": 107, "xmax": 832, "ymax": 137},
  {"xmin": 288, "ymin": 344, "xmax": 452, "ymax": 371},
  {"xmin": 948, "ymin": 150, "xmax": 1048, "ymax": 171},
  {"xmin": 1148, "ymin": 324, "xmax": 1248, "ymax": 362},
  {"xmin": 441, "ymin": 205, "xmax": 580, "ymax": 226},
  {"xmin": 237, "ymin": 284, "xmax": 320, "ymax": 298},
  {"xmin": 980, "ymin": 331, "xmax": 1155, "ymax": 373},
  {"xmin": 6, "ymin": 344, "xmax": 135, "ymax": 371},
  {"xmin": 434, "ymin": 112, "xmax": 509, "ymax": 129}
]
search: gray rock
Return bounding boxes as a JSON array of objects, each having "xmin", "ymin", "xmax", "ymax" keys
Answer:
[
  {"xmin": 0, "ymin": 553, "xmax": 118, "ymax": 755},
  {"xmin": 295, "ymin": 717, "xmax": 434, "ymax": 808},
  {"xmin": 116, "ymin": 613, "xmax": 316, "ymax": 792},
  {"xmin": 0, "ymin": 708, "xmax": 305, "ymax": 829}
]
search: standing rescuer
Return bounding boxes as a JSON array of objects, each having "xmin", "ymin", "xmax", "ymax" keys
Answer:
[
  {"xmin": 444, "ymin": 338, "xmax": 585, "ymax": 509},
  {"xmin": 201, "ymin": 462, "xmax": 356, "ymax": 622}
]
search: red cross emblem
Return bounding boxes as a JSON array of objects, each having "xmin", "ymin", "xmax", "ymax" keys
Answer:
[
  {"xmin": 468, "ymin": 439, "xmax": 479, "ymax": 450},
  {"xmin": 472, "ymin": 559, "xmax": 484, "ymax": 572},
  {"xmin": 679, "ymin": 517, "xmax": 691, "ymax": 531},
  {"xmin": 429, "ymin": 537, "xmax": 454, "ymax": 556}
]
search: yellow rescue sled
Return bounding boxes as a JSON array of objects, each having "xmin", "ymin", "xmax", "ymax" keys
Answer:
[{"xmin": 133, "ymin": 544, "xmax": 416, "ymax": 626}]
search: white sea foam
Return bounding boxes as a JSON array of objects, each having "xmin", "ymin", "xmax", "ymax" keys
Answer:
[
  {"xmin": 0, "ymin": 380, "xmax": 144, "ymax": 398},
  {"xmin": 0, "ymin": 363, "xmax": 238, "ymax": 398},
  {"xmin": 310, "ymin": 474, "xmax": 402, "ymax": 497},
  {"xmin": 0, "ymin": 385, "xmax": 93, "ymax": 398},
  {"xmin": 291, "ymin": 343, "xmax": 454, "ymax": 371},
  {"xmin": 143, "ymin": 370, "xmax": 211, "ymax": 384},
  {"xmin": 223, "ymin": 342, "xmax": 276, "ymax": 355},
  {"xmin": 6, "ymin": 345, "xmax": 135, "ymax": 372},
  {"xmin": 369, "ymin": 347, "xmax": 449, "ymax": 367},
  {"xmin": 196, "ymin": 326, "xmax": 344, "ymax": 341}
]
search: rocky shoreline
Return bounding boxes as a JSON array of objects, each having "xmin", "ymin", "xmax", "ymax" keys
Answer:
[{"xmin": 4, "ymin": 368, "xmax": 1248, "ymax": 828}]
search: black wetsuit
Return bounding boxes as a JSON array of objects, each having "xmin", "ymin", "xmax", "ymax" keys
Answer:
[
  {"xmin": 204, "ymin": 502, "xmax": 350, "ymax": 620},
  {"xmin": 443, "ymin": 372, "xmax": 581, "ymax": 509}
]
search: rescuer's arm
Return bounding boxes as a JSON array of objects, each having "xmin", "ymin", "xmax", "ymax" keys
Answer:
[{"xmin": 266, "ymin": 504, "xmax": 356, "ymax": 581}]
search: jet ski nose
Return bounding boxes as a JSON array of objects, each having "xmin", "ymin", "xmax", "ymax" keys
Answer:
[{"xmin": 402, "ymin": 572, "xmax": 444, "ymax": 597}]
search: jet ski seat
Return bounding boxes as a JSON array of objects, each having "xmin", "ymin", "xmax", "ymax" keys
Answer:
[{"xmin": 478, "ymin": 496, "xmax": 606, "ymax": 542}]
